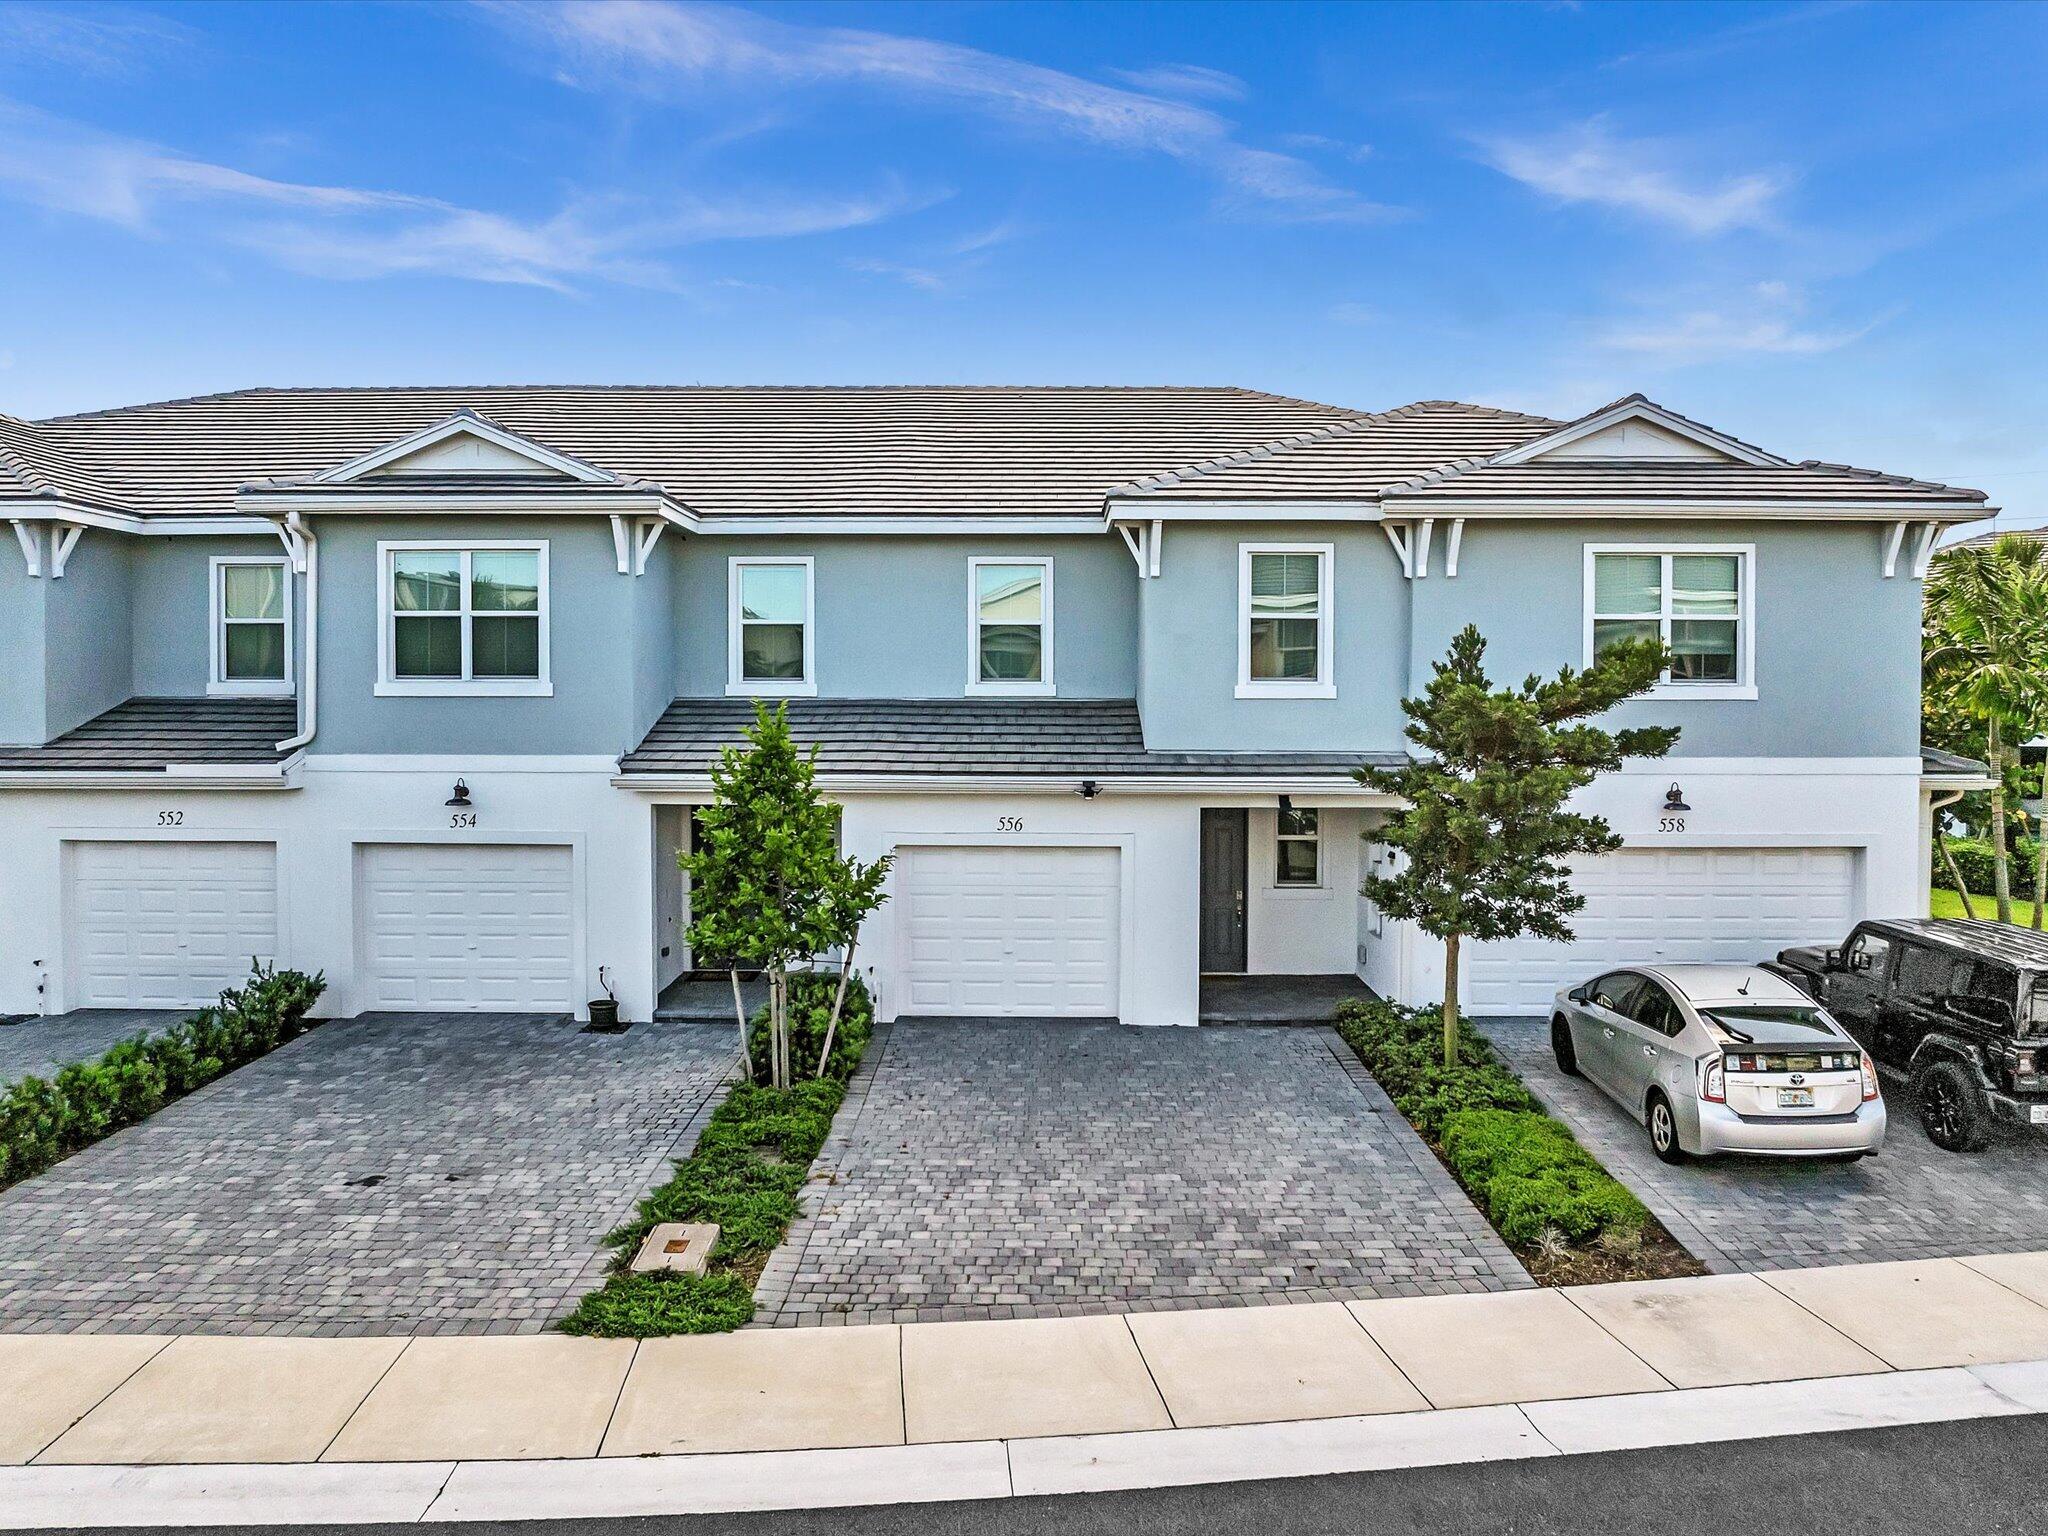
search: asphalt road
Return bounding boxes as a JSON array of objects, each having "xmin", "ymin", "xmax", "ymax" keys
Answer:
[{"xmin": 50, "ymin": 1412, "xmax": 2047, "ymax": 1536}]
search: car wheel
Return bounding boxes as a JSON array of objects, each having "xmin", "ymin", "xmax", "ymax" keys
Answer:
[
  {"xmin": 1913, "ymin": 1058, "xmax": 1989, "ymax": 1153},
  {"xmin": 1551, "ymin": 1015, "xmax": 1581, "ymax": 1077},
  {"xmin": 1647, "ymin": 1091, "xmax": 1687, "ymax": 1164}
]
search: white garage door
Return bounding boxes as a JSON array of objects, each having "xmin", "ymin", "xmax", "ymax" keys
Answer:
[
  {"xmin": 897, "ymin": 845, "xmax": 1120, "ymax": 1017},
  {"xmin": 67, "ymin": 840, "xmax": 278, "ymax": 1009},
  {"xmin": 355, "ymin": 843, "xmax": 575, "ymax": 1012},
  {"xmin": 1465, "ymin": 847, "xmax": 1858, "ymax": 1016}
]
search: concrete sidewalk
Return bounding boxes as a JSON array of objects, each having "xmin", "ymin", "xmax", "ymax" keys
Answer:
[{"xmin": 8, "ymin": 1252, "xmax": 2048, "ymax": 1480}]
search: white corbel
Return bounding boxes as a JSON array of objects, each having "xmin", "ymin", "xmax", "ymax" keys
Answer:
[
  {"xmin": 1414, "ymin": 518, "xmax": 1435, "ymax": 579},
  {"xmin": 633, "ymin": 517, "xmax": 666, "ymax": 576},
  {"xmin": 1149, "ymin": 518, "xmax": 1163, "ymax": 578},
  {"xmin": 1444, "ymin": 518, "xmax": 1465, "ymax": 577},
  {"xmin": 1880, "ymin": 519, "xmax": 1909, "ymax": 579},
  {"xmin": 48, "ymin": 524, "xmax": 83, "ymax": 578},
  {"xmin": 1116, "ymin": 522, "xmax": 1148, "ymax": 579},
  {"xmin": 1379, "ymin": 522, "xmax": 1413, "ymax": 578},
  {"xmin": 608, "ymin": 513, "xmax": 630, "ymax": 575},
  {"xmin": 9, "ymin": 520, "xmax": 40, "ymax": 578},
  {"xmin": 1910, "ymin": 521, "xmax": 1941, "ymax": 580}
]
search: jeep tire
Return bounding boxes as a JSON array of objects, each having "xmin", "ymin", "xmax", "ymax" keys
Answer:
[{"xmin": 1913, "ymin": 1057, "xmax": 1989, "ymax": 1153}]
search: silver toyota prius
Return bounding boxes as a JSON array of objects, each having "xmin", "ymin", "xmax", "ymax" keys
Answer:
[{"xmin": 1551, "ymin": 964, "xmax": 1886, "ymax": 1162}]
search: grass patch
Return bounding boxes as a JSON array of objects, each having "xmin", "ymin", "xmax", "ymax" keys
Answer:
[
  {"xmin": 0, "ymin": 964, "xmax": 324, "ymax": 1192},
  {"xmin": 1931, "ymin": 886, "xmax": 2044, "ymax": 926},
  {"xmin": 1334, "ymin": 997, "xmax": 1701, "ymax": 1285},
  {"xmin": 560, "ymin": 973, "xmax": 872, "ymax": 1337}
]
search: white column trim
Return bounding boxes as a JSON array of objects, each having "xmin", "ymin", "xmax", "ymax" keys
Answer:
[{"xmin": 9, "ymin": 519, "xmax": 41, "ymax": 577}]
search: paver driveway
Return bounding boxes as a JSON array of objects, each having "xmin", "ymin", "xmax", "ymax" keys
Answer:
[
  {"xmin": 0, "ymin": 1014, "xmax": 735, "ymax": 1336},
  {"xmin": 755, "ymin": 1021, "xmax": 1530, "ymax": 1326},
  {"xmin": 1480, "ymin": 1016, "xmax": 2048, "ymax": 1272},
  {"xmin": 0, "ymin": 1011, "xmax": 183, "ymax": 1088}
]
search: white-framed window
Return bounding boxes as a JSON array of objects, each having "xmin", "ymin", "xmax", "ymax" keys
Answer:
[
  {"xmin": 966, "ymin": 557, "xmax": 1053, "ymax": 696},
  {"xmin": 376, "ymin": 541, "xmax": 550, "ymax": 697},
  {"xmin": 1584, "ymin": 544, "xmax": 1756, "ymax": 700},
  {"xmin": 1276, "ymin": 807, "xmax": 1320, "ymax": 887},
  {"xmin": 728, "ymin": 557, "xmax": 816, "ymax": 697},
  {"xmin": 208, "ymin": 555, "xmax": 293, "ymax": 696},
  {"xmin": 1237, "ymin": 543, "xmax": 1334, "ymax": 698}
]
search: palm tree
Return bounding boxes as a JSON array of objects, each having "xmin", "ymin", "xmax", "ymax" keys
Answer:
[{"xmin": 1925, "ymin": 534, "xmax": 2048, "ymax": 923}]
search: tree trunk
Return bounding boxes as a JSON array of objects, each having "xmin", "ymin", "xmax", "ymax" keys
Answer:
[
  {"xmin": 730, "ymin": 968, "xmax": 755, "ymax": 1082},
  {"xmin": 816, "ymin": 931, "xmax": 860, "ymax": 1080},
  {"xmin": 1441, "ymin": 929, "xmax": 1461, "ymax": 1071},
  {"xmin": 1990, "ymin": 718, "xmax": 2013, "ymax": 924},
  {"xmin": 2034, "ymin": 820, "xmax": 2046, "ymax": 931},
  {"xmin": 775, "ymin": 969, "xmax": 791, "ymax": 1090},
  {"xmin": 1938, "ymin": 833, "xmax": 1979, "ymax": 920}
]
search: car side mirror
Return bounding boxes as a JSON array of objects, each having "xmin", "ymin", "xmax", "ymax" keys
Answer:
[
  {"xmin": 1822, "ymin": 946, "xmax": 1845, "ymax": 971},
  {"xmin": 1567, "ymin": 984, "xmax": 1590, "ymax": 1004}
]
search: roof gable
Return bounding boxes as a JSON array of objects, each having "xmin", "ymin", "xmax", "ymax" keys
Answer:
[
  {"xmin": 1491, "ymin": 395, "xmax": 1784, "ymax": 468},
  {"xmin": 310, "ymin": 410, "xmax": 619, "ymax": 485}
]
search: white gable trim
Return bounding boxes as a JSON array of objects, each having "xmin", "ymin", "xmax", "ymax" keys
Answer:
[
  {"xmin": 312, "ymin": 412, "xmax": 619, "ymax": 485},
  {"xmin": 1490, "ymin": 398, "xmax": 1786, "ymax": 468}
]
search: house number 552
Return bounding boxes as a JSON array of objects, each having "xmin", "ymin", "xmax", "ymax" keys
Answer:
[{"xmin": 996, "ymin": 815, "xmax": 1025, "ymax": 832}]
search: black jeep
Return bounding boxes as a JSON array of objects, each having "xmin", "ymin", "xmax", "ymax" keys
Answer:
[{"xmin": 1770, "ymin": 918, "xmax": 2048, "ymax": 1152}]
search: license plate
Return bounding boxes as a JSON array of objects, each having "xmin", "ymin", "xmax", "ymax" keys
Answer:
[
  {"xmin": 2031, "ymin": 1105, "xmax": 2048, "ymax": 1126},
  {"xmin": 1778, "ymin": 1088, "xmax": 1815, "ymax": 1108}
]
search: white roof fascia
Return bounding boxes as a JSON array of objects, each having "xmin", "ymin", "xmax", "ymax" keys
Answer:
[
  {"xmin": 0, "ymin": 769, "xmax": 297, "ymax": 791},
  {"xmin": 1102, "ymin": 499, "xmax": 1383, "ymax": 522},
  {"xmin": 309, "ymin": 411, "xmax": 619, "ymax": 485},
  {"xmin": 1376, "ymin": 498, "xmax": 1994, "ymax": 522},
  {"xmin": 235, "ymin": 488, "xmax": 689, "ymax": 522},
  {"xmin": 1491, "ymin": 398, "xmax": 1786, "ymax": 468},
  {"xmin": 612, "ymin": 772, "xmax": 1394, "ymax": 796},
  {"xmin": 0, "ymin": 499, "xmax": 145, "ymax": 533},
  {"xmin": 689, "ymin": 516, "xmax": 1102, "ymax": 536}
]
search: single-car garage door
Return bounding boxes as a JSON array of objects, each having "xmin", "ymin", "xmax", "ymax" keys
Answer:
[
  {"xmin": 1465, "ymin": 847, "xmax": 1857, "ymax": 1016},
  {"xmin": 355, "ymin": 843, "xmax": 575, "ymax": 1012},
  {"xmin": 67, "ymin": 840, "xmax": 279, "ymax": 1010},
  {"xmin": 897, "ymin": 845, "xmax": 1120, "ymax": 1017}
]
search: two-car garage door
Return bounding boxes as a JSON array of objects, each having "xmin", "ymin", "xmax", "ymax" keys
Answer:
[
  {"xmin": 896, "ymin": 845, "xmax": 1120, "ymax": 1017},
  {"xmin": 1464, "ymin": 847, "xmax": 1858, "ymax": 1016}
]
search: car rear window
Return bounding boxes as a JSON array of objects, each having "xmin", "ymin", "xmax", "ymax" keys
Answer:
[{"xmin": 1701, "ymin": 1004, "xmax": 1839, "ymax": 1039}]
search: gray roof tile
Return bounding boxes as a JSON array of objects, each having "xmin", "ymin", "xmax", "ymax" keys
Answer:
[{"xmin": 0, "ymin": 697, "xmax": 297, "ymax": 772}]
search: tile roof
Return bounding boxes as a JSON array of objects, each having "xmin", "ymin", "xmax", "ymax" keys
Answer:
[
  {"xmin": 1922, "ymin": 745, "xmax": 1994, "ymax": 777},
  {"xmin": 0, "ymin": 415, "xmax": 127, "ymax": 510},
  {"xmin": 19, "ymin": 386, "xmax": 1360, "ymax": 522},
  {"xmin": 622, "ymin": 697, "xmax": 1398, "ymax": 778},
  {"xmin": 1378, "ymin": 459, "xmax": 1988, "ymax": 505},
  {"xmin": 0, "ymin": 697, "xmax": 297, "ymax": 771}
]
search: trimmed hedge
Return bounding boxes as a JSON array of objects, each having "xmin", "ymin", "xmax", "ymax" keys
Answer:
[
  {"xmin": 745, "ymin": 970, "xmax": 873, "ymax": 1086},
  {"xmin": 1944, "ymin": 836, "xmax": 2043, "ymax": 900},
  {"xmin": 1334, "ymin": 997, "xmax": 1644, "ymax": 1250},
  {"xmin": 561, "ymin": 975, "xmax": 873, "ymax": 1337},
  {"xmin": 0, "ymin": 964, "xmax": 324, "ymax": 1191}
]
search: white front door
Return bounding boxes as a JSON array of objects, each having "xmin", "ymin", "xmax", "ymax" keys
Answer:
[
  {"xmin": 896, "ymin": 844, "xmax": 1120, "ymax": 1017},
  {"xmin": 354, "ymin": 843, "xmax": 576, "ymax": 1012},
  {"xmin": 66, "ymin": 840, "xmax": 279, "ymax": 1009},
  {"xmin": 1465, "ymin": 847, "xmax": 1858, "ymax": 1015}
]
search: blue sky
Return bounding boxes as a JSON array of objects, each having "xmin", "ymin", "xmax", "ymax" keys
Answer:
[{"xmin": 1, "ymin": 0, "xmax": 2044, "ymax": 527}]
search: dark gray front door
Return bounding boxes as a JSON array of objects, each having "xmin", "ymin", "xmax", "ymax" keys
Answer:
[{"xmin": 1200, "ymin": 809, "xmax": 1248, "ymax": 974}]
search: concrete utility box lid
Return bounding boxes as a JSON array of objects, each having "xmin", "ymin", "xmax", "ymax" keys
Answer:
[{"xmin": 630, "ymin": 1222, "xmax": 719, "ymax": 1276}]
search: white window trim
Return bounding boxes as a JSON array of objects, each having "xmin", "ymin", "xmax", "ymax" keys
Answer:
[
  {"xmin": 727, "ymin": 556, "xmax": 817, "ymax": 698},
  {"xmin": 965, "ymin": 556, "xmax": 1055, "ymax": 697},
  {"xmin": 1583, "ymin": 543, "xmax": 1757, "ymax": 701},
  {"xmin": 1237, "ymin": 542, "xmax": 1335, "ymax": 699},
  {"xmin": 375, "ymin": 539, "xmax": 552, "ymax": 698},
  {"xmin": 207, "ymin": 555, "xmax": 295, "ymax": 697},
  {"xmin": 1274, "ymin": 807, "xmax": 1322, "ymax": 890}
]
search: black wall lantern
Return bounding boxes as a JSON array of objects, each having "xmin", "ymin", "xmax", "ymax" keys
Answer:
[
  {"xmin": 1278, "ymin": 794, "xmax": 1294, "ymax": 814},
  {"xmin": 1663, "ymin": 782, "xmax": 1690, "ymax": 813},
  {"xmin": 445, "ymin": 778, "xmax": 472, "ymax": 808},
  {"xmin": 1077, "ymin": 779, "xmax": 1100, "ymax": 800}
]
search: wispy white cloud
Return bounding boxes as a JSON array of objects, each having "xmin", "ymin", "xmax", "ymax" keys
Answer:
[
  {"xmin": 1107, "ymin": 63, "xmax": 1246, "ymax": 102},
  {"xmin": 0, "ymin": 4, "xmax": 195, "ymax": 76},
  {"xmin": 0, "ymin": 99, "xmax": 923, "ymax": 291},
  {"xmin": 1475, "ymin": 118, "xmax": 1790, "ymax": 236},
  {"xmin": 484, "ymin": 0, "xmax": 1401, "ymax": 224},
  {"xmin": 1279, "ymin": 132, "xmax": 1373, "ymax": 163},
  {"xmin": 1596, "ymin": 281, "xmax": 1883, "ymax": 365}
]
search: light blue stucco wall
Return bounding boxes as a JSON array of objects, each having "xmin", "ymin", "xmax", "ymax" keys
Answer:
[
  {"xmin": 0, "ymin": 542, "xmax": 46, "ymax": 745},
  {"xmin": 1135, "ymin": 522, "xmax": 1411, "ymax": 752},
  {"xmin": 312, "ymin": 516, "xmax": 645, "ymax": 757},
  {"xmin": 630, "ymin": 538, "xmax": 676, "ymax": 745},
  {"xmin": 129, "ymin": 535, "xmax": 294, "ymax": 698},
  {"xmin": 40, "ymin": 530, "xmax": 131, "ymax": 739},
  {"xmin": 671, "ymin": 535, "xmax": 1137, "ymax": 699},
  {"xmin": 1410, "ymin": 520, "xmax": 1922, "ymax": 757}
]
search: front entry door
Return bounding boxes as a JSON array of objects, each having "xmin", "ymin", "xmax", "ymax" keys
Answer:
[{"xmin": 1200, "ymin": 809, "xmax": 1248, "ymax": 973}]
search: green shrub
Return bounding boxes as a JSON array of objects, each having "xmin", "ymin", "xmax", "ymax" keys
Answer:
[
  {"xmin": 0, "ymin": 963, "xmax": 324, "ymax": 1193},
  {"xmin": 1943, "ymin": 836, "xmax": 2043, "ymax": 899},
  {"xmin": 746, "ymin": 971, "xmax": 873, "ymax": 1085},
  {"xmin": 559, "ymin": 1270, "xmax": 758, "ymax": 1337},
  {"xmin": 1441, "ymin": 1109, "xmax": 1648, "ymax": 1247},
  {"xmin": 1333, "ymin": 997, "xmax": 1536, "ymax": 1138}
]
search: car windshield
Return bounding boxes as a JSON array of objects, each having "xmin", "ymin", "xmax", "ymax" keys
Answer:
[{"xmin": 1701, "ymin": 1004, "xmax": 1841, "ymax": 1043}]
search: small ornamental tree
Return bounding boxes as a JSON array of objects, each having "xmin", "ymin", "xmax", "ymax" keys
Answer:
[
  {"xmin": 1361, "ymin": 625, "xmax": 1678, "ymax": 1068},
  {"xmin": 683, "ymin": 703, "xmax": 892, "ymax": 1089}
]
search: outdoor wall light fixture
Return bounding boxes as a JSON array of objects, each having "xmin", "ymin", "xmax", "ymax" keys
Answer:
[
  {"xmin": 1078, "ymin": 779, "xmax": 1100, "ymax": 799},
  {"xmin": 1664, "ymin": 782, "xmax": 1690, "ymax": 813},
  {"xmin": 445, "ymin": 778, "xmax": 472, "ymax": 808},
  {"xmin": 1278, "ymin": 794, "xmax": 1294, "ymax": 814}
]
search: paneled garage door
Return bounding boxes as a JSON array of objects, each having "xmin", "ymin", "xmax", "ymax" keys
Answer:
[
  {"xmin": 897, "ymin": 845, "xmax": 1120, "ymax": 1017},
  {"xmin": 355, "ymin": 843, "xmax": 575, "ymax": 1012},
  {"xmin": 1465, "ymin": 847, "xmax": 1858, "ymax": 1016},
  {"xmin": 67, "ymin": 840, "xmax": 278, "ymax": 1009}
]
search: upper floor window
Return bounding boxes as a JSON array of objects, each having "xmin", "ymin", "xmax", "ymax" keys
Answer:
[
  {"xmin": 1238, "ymin": 543, "xmax": 1334, "ymax": 699},
  {"xmin": 209, "ymin": 556, "xmax": 293, "ymax": 697},
  {"xmin": 1585, "ymin": 545, "xmax": 1755, "ymax": 700},
  {"xmin": 728, "ymin": 557, "xmax": 815, "ymax": 697},
  {"xmin": 376, "ymin": 541, "xmax": 550, "ymax": 697},
  {"xmin": 1276, "ymin": 807, "xmax": 1320, "ymax": 886},
  {"xmin": 967, "ymin": 558, "xmax": 1053, "ymax": 696}
]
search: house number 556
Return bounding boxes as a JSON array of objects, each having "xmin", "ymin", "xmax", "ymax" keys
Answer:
[{"xmin": 996, "ymin": 815, "xmax": 1025, "ymax": 832}]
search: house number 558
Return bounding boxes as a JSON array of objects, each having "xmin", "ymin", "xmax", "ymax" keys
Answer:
[{"xmin": 996, "ymin": 815, "xmax": 1025, "ymax": 832}]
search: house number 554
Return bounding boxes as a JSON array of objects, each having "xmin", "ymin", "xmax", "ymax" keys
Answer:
[{"xmin": 996, "ymin": 815, "xmax": 1025, "ymax": 832}]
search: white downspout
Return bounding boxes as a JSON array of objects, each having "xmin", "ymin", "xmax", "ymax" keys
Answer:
[{"xmin": 276, "ymin": 513, "xmax": 318, "ymax": 753}]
